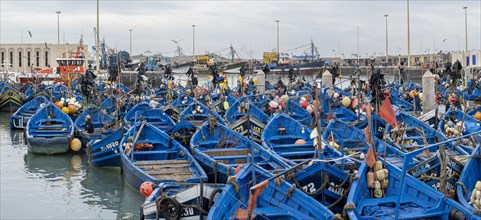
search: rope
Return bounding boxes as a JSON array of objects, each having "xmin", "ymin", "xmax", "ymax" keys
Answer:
[
  {"xmin": 342, "ymin": 202, "xmax": 355, "ymax": 219},
  {"xmin": 226, "ymin": 176, "xmax": 239, "ymax": 193}
]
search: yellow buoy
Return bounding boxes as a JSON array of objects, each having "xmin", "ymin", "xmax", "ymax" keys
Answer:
[
  {"xmin": 223, "ymin": 101, "xmax": 230, "ymax": 111},
  {"xmin": 341, "ymin": 97, "xmax": 351, "ymax": 108},
  {"xmin": 70, "ymin": 138, "xmax": 82, "ymax": 152},
  {"xmin": 61, "ymin": 107, "xmax": 70, "ymax": 115}
]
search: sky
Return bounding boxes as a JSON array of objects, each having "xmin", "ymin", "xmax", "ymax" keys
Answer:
[{"xmin": 1, "ymin": 0, "xmax": 480, "ymax": 59}]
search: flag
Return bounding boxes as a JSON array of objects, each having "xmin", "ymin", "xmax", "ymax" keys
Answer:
[
  {"xmin": 364, "ymin": 104, "xmax": 377, "ymax": 168},
  {"xmin": 379, "ymin": 96, "xmax": 397, "ymax": 128}
]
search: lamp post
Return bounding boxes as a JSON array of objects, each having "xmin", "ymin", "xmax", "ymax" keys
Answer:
[
  {"xmin": 276, "ymin": 20, "xmax": 280, "ymax": 61},
  {"xmin": 192, "ymin": 24, "xmax": 195, "ymax": 62},
  {"xmin": 384, "ymin": 14, "xmax": 389, "ymax": 66},
  {"xmin": 96, "ymin": 0, "xmax": 100, "ymax": 73},
  {"xmin": 129, "ymin": 29, "xmax": 132, "ymax": 56},
  {"xmin": 407, "ymin": 0, "xmax": 411, "ymax": 67},
  {"xmin": 463, "ymin": 6, "xmax": 468, "ymax": 66},
  {"xmin": 56, "ymin": 11, "xmax": 61, "ymax": 45}
]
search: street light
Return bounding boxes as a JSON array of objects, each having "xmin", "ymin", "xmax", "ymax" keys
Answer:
[
  {"xmin": 384, "ymin": 14, "xmax": 389, "ymax": 66},
  {"xmin": 407, "ymin": 0, "xmax": 411, "ymax": 67},
  {"xmin": 463, "ymin": 6, "xmax": 468, "ymax": 66},
  {"xmin": 56, "ymin": 11, "xmax": 61, "ymax": 45},
  {"xmin": 192, "ymin": 24, "xmax": 196, "ymax": 62},
  {"xmin": 129, "ymin": 29, "xmax": 132, "ymax": 56},
  {"xmin": 276, "ymin": 20, "xmax": 280, "ymax": 61}
]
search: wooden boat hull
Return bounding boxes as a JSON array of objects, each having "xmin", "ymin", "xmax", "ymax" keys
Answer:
[
  {"xmin": 87, "ymin": 128, "xmax": 124, "ymax": 167},
  {"xmin": 25, "ymin": 103, "xmax": 74, "ymax": 155},
  {"xmin": 456, "ymin": 146, "xmax": 481, "ymax": 214},
  {"xmin": 27, "ymin": 136, "xmax": 72, "ymax": 154},
  {"xmin": 347, "ymin": 162, "xmax": 451, "ymax": 220},
  {"xmin": 141, "ymin": 183, "xmax": 224, "ymax": 220},
  {"xmin": 119, "ymin": 122, "xmax": 207, "ymax": 190},
  {"xmin": 208, "ymin": 164, "xmax": 334, "ymax": 220}
]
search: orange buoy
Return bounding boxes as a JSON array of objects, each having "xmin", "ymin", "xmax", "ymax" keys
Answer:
[
  {"xmin": 140, "ymin": 181, "xmax": 154, "ymax": 197},
  {"xmin": 234, "ymin": 165, "xmax": 243, "ymax": 175},
  {"xmin": 351, "ymin": 98, "xmax": 359, "ymax": 109},
  {"xmin": 55, "ymin": 101, "xmax": 64, "ymax": 109},
  {"xmin": 301, "ymin": 101, "xmax": 308, "ymax": 109},
  {"xmin": 68, "ymin": 105, "xmax": 77, "ymax": 115},
  {"xmin": 474, "ymin": 111, "xmax": 481, "ymax": 121},
  {"xmin": 295, "ymin": 139, "xmax": 307, "ymax": 145}
]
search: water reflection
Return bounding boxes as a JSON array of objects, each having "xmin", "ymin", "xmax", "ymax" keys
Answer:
[
  {"xmin": 10, "ymin": 129, "xmax": 26, "ymax": 146},
  {"xmin": 80, "ymin": 166, "xmax": 144, "ymax": 219}
]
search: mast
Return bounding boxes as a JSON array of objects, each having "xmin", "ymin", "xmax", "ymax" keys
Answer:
[
  {"xmin": 95, "ymin": 0, "xmax": 100, "ymax": 74},
  {"xmin": 230, "ymin": 43, "xmax": 235, "ymax": 63},
  {"xmin": 311, "ymin": 40, "xmax": 314, "ymax": 62}
]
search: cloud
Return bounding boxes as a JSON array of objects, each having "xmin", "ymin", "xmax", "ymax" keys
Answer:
[{"xmin": 1, "ymin": 0, "xmax": 480, "ymax": 58}]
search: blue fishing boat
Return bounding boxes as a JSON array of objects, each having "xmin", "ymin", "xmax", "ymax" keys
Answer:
[
  {"xmin": 0, "ymin": 84, "xmax": 23, "ymax": 112},
  {"xmin": 10, "ymin": 96, "xmax": 49, "ymax": 129},
  {"xmin": 140, "ymin": 182, "xmax": 225, "ymax": 220},
  {"xmin": 172, "ymin": 94, "xmax": 194, "ymax": 110},
  {"xmin": 445, "ymin": 197, "xmax": 481, "ymax": 220},
  {"xmin": 322, "ymin": 119, "xmax": 370, "ymax": 164},
  {"xmin": 87, "ymin": 127, "xmax": 125, "ymax": 167},
  {"xmin": 457, "ymin": 145, "xmax": 481, "ymax": 214},
  {"xmin": 190, "ymin": 120, "xmax": 291, "ymax": 183},
  {"xmin": 208, "ymin": 164, "xmax": 335, "ymax": 220},
  {"xmin": 119, "ymin": 121, "xmax": 207, "ymax": 190},
  {"xmin": 468, "ymin": 106, "xmax": 481, "ymax": 120},
  {"xmin": 74, "ymin": 106, "xmax": 116, "ymax": 148},
  {"xmin": 238, "ymin": 94, "xmax": 269, "ymax": 113},
  {"xmin": 438, "ymin": 106, "xmax": 481, "ymax": 140},
  {"xmin": 225, "ymin": 100, "xmax": 269, "ymax": 143},
  {"xmin": 285, "ymin": 99, "xmax": 312, "ymax": 125},
  {"xmin": 123, "ymin": 101, "xmax": 175, "ymax": 131},
  {"xmin": 347, "ymin": 162, "xmax": 451, "ymax": 219},
  {"xmin": 463, "ymin": 81, "xmax": 481, "ymax": 101},
  {"xmin": 26, "ymin": 103, "xmax": 74, "ymax": 154},
  {"xmin": 262, "ymin": 113, "xmax": 317, "ymax": 163},
  {"xmin": 178, "ymin": 102, "xmax": 226, "ymax": 127},
  {"xmin": 372, "ymin": 111, "xmax": 471, "ymax": 195}
]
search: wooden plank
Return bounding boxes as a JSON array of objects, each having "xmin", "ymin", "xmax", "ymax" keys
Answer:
[
  {"xmin": 135, "ymin": 160, "xmax": 190, "ymax": 166},
  {"xmin": 204, "ymin": 149, "xmax": 250, "ymax": 157},
  {"xmin": 138, "ymin": 163, "xmax": 190, "ymax": 169},
  {"xmin": 145, "ymin": 168, "xmax": 193, "ymax": 175}
]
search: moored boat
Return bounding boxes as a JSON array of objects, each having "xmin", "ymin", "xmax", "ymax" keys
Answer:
[
  {"xmin": 119, "ymin": 121, "xmax": 207, "ymax": 190},
  {"xmin": 10, "ymin": 96, "xmax": 49, "ymax": 129},
  {"xmin": 26, "ymin": 103, "xmax": 74, "ymax": 154},
  {"xmin": 190, "ymin": 120, "xmax": 290, "ymax": 183},
  {"xmin": 88, "ymin": 127, "xmax": 125, "ymax": 167}
]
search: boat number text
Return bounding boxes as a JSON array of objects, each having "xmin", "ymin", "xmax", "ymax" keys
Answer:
[
  {"xmin": 101, "ymin": 141, "xmax": 119, "ymax": 151},
  {"xmin": 181, "ymin": 207, "xmax": 195, "ymax": 217}
]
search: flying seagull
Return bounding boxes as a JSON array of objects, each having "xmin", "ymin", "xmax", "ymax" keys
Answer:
[{"xmin": 28, "ymin": 31, "xmax": 32, "ymax": 38}]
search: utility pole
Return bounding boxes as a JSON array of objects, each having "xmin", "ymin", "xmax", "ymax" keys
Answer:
[
  {"xmin": 56, "ymin": 11, "xmax": 61, "ymax": 45},
  {"xmin": 385, "ymin": 14, "xmax": 389, "ymax": 66},
  {"xmin": 129, "ymin": 29, "xmax": 132, "ymax": 56},
  {"xmin": 276, "ymin": 20, "xmax": 280, "ymax": 61},
  {"xmin": 463, "ymin": 6, "xmax": 469, "ymax": 66},
  {"xmin": 192, "ymin": 24, "xmax": 196, "ymax": 62},
  {"xmin": 96, "ymin": 0, "xmax": 100, "ymax": 73},
  {"xmin": 407, "ymin": 0, "xmax": 411, "ymax": 67}
]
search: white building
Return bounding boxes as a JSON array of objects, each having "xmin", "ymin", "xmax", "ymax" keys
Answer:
[
  {"xmin": 0, "ymin": 43, "xmax": 88, "ymax": 72},
  {"xmin": 451, "ymin": 50, "xmax": 480, "ymax": 68}
]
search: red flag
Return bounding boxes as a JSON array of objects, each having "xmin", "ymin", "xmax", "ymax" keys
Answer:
[
  {"xmin": 379, "ymin": 96, "xmax": 397, "ymax": 128},
  {"xmin": 364, "ymin": 104, "xmax": 376, "ymax": 168}
]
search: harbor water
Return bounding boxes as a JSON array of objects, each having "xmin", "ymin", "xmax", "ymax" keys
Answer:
[{"xmin": 0, "ymin": 72, "xmax": 420, "ymax": 219}]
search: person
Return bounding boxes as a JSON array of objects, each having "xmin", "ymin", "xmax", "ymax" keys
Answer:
[
  {"xmin": 85, "ymin": 115, "xmax": 94, "ymax": 134},
  {"xmin": 399, "ymin": 61, "xmax": 406, "ymax": 84},
  {"xmin": 331, "ymin": 63, "xmax": 340, "ymax": 84},
  {"xmin": 288, "ymin": 66, "xmax": 295, "ymax": 83}
]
